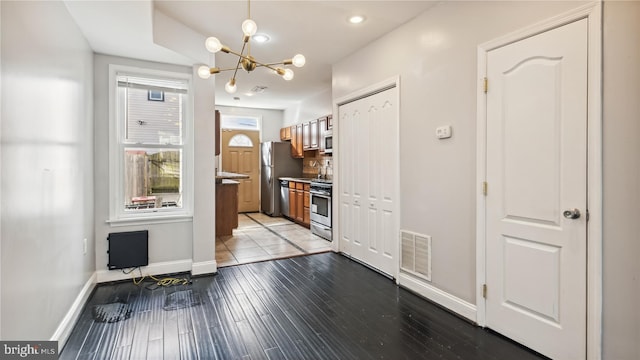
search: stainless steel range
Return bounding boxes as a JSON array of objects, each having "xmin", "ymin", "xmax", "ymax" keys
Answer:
[{"xmin": 309, "ymin": 179, "xmax": 332, "ymax": 241}]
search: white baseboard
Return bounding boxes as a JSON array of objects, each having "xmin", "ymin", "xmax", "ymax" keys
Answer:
[
  {"xmin": 96, "ymin": 259, "xmax": 193, "ymax": 283},
  {"xmin": 398, "ymin": 272, "xmax": 477, "ymax": 323},
  {"xmin": 50, "ymin": 272, "xmax": 97, "ymax": 347},
  {"xmin": 191, "ymin": 260, "xmax": 217, "ymax": 276}
]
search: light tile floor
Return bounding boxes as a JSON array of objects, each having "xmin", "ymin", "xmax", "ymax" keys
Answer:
[{"xmin": 215, "ymin": 213, "xmax": 333, "ymax": 267}]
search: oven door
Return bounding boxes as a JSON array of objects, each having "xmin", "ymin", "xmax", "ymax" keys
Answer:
[{"xmin": 310, "ymin": 192, "xmax": 331, "ymax": 227}]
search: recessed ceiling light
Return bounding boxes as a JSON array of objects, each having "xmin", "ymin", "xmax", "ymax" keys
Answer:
[
  {"xmin": 252, "ymin": 33, "xmax": 270, "ymax": 43},
  {"xmin": 348, "ymin": 15, "xmax": 365, "ymax": 24}
]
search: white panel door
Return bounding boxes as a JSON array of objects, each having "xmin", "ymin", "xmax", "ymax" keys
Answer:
[
  {"xmin": 339, "ymin": 86, "xmax": 399, "ymax": 277},
  {"xmin": 485, "ymin": 19, "xmax": 587, "ymax": 359},
  {"xmin": 339, "ymin": 101, "xmax": 360, "ymax": 257}
]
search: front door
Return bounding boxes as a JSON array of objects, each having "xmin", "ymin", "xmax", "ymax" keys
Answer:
[
  {"xmin": 221, "ymin": 129, "xmax": 260, "ymax": 213},
  {"xmin": 485, "ymin": 19, "xmax": 587, "ymax": 359}
]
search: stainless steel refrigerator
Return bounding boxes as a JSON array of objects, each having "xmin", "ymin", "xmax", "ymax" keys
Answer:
[{"xmin": 261, "ymin": 142, "xmax": 302, "ymax": 216}]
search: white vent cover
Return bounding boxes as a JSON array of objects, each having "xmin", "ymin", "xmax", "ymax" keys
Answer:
[{"xmin": 400, "ymin": 230, "xmax": 432, "ymax": 281}]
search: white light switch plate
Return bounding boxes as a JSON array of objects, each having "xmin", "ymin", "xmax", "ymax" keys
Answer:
[{"xmin": 436, "ymin": 125, "xmax": 452, "ymax": 139}]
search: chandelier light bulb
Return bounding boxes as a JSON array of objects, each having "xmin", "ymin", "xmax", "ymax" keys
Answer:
[
  {"xmin": 292, "ymin": 54, "xmax": 306, "ymax": 67},
  {"xmin": 283, "ymin": 69, "xmax": 294, "ymax": 81},
  {"xmin": 241, "ymin": 19, "xmax": 257, "ymax": 36},
  {"xmin": 225, "ymin": 79, "xmax": 238, "ymax": 93},
  {"xmin": 197, "ymin": 65, "xmax": 211, "ymax": 79},
  {"xmin": 205, "ymin": 37, "xmax": 223, "ymax": 53}
]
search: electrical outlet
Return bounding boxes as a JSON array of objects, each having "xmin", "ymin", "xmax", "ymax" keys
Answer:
[
  {"xmin": 83, "ymin": 238, "xmax": 87, "ymax": 255},
  {"xmin": 436, "ymin": 125, "xmax": 452, "ymax": 139}
]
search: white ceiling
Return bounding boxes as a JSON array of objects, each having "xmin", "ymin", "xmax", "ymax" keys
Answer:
[{"xmin": 65, "ymin": 0, "xmax": 438, "ymax": 110}]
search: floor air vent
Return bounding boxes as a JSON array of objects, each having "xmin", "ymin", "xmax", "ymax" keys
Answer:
[{"xmin": 400, "ymin": 230, "xmax": 432, "ymax": 281}]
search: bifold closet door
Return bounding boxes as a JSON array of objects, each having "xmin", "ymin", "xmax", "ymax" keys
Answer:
[{"xmin": 339, "ymin": 86, "xmax": 399, "ymax": 277}]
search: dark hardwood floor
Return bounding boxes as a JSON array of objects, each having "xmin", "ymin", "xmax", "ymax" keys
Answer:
[{"xmin": 61, "ymin": 252, "xmax": 547, "ymax": 360}]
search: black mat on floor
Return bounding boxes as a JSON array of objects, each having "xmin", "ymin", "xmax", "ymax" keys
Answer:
[
  {"xmin": 164, "ymin": 289, "xmax": 201, "ymax": 311},
  {"xmin": 92, "ymin": 302, "xmax": 132, "ymax": 323}
]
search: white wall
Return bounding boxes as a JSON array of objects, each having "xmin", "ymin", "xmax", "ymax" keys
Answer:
[
  {"xmin": 1, "ymin": 0, "xmax": 94, "ymax": 340},
  {"xmin": 333, "ymin": 1, "xmax": 587, "ymax": 304},
  {"xmin": 602, "ymin": 1, "xmax": 640, "ymax": 358},
  {"xmin": 283, "ymin": 88, "xmax": 332, "ymax": 127},
  {"xmin": 216, "ymin": 105, "xmax": 284, "ymax": 142},
  {"xmin": 93, "ymin": 55, "xmax": 195, "ymax": 277},
  {"xmin": 191, "ymin": 65, "xmax": 217, "ymax": 275}
]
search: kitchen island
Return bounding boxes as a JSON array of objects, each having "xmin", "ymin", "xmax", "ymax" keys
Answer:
[
  {"xmin": 216, "ymin": 171, "xmax": 250, "ymax": 183},
  {"xmin": 216, "ymin": 172, "xmax": 249, "ymax": 236}
]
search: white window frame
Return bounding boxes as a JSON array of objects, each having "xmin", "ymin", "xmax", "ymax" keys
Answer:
[{"xmin": 108, "ymin": 64, "xmax": 194, "ymax": 225}]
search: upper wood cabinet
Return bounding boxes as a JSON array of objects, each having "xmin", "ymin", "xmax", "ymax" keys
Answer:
[
  {"xmin": 280, "ymin": 126, "xmax": 291, "ymax": 141},
  {"xmin": 303, "ymin": 119, "xmax": 320, "ymax": 151},
  {"xmin": 291, "ymin": 124, "xmax": 303, "ymax": 158},
  {"xmin": 318, "ymin": 116, "xmax": 328, "ymax": 154},
  {"xmin": 318, "ymin": 116, "xmax": 328, "ymax": 133},
  {"xmin": 303, "ymin": 122, "xmax": 311, "ymax": 150},
  {"xmin": 310, "ymin": 119, "xmax": 319, "ymax": 150},
  {"xmin": 290, "ymin": 115, "xmax": 332, "ymax": 156}
]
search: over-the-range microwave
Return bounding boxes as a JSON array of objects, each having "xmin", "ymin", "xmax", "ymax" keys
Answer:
[{"xmin": 323, "ymin": 129, "xmax": 333, "ymax": 154}]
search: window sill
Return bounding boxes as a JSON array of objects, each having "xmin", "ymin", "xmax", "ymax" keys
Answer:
[{"xmin": 107, "ymin": 213, "xmax": 193, "ymax": 227}]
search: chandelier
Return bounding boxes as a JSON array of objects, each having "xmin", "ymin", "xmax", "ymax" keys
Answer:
[{"xmin": 197, "ymin": 0, "xmax": 306, "ymax": 94}]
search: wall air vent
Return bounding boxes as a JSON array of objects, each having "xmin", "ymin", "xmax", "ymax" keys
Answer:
[
  {"xmin": 400, "ymin": 230, "xmax": 432, "ymax": 281},
  {"xmin": 107, "ymin": 230, "xmax": 148, "ymax": 270}
]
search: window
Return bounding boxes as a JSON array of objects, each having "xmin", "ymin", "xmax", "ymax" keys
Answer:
[
  {"xmin": 109, "ymin": 65, "xmax": 193, "ymax": 223},
  {"xmin": 147, "ymin": 90, "xmax": 164, "ymax": 101},
  {"xmin": 228, "ymin": 134, "xmax": 254, "ymax": 148},
  {"xmin": 220, "ymin": 115, "xmax": 260, "ymax": 130}
]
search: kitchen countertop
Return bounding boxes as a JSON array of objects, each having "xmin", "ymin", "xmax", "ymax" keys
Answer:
[
  {"xmin": 279, "ymin": 177, "xmax": 333, "ymax": 184},
  {"xmin": 216, "ymin": 171, "xmax": 249, "ymax": 183}
]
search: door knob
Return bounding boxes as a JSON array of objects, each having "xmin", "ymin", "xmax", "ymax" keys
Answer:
[{"xmin": 563, "ymin": 208, "xmax": 581, "ymax": 219}]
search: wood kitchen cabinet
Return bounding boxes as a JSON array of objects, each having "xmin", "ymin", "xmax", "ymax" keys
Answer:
[
  {"xmin": 290, "ymin": 125, "xmax": 297, "ymax": 155},
  {"xmin": 303, "ymin": 119, "xmax": 320, "ymax": 151},
  {"xmin": 288, "ymin": 182, "xmax": 296, "ymax": 220},
  {"xmin": 280, "ymin": 126, "xmax": 291, "ymax": 141},
  {"xmin": 295, "ymin": 182, "xmax": 304, "ymax": 223},
  {"xmin": 291, "ymin": 124, "xmax": 303, "ymax": 158},
  {"xmin": 287, "ymin": 180, "xmax": 310, "ymax": 227},
  {"xmin": 215, "ymin": 180, "xmax": 238, "ymax": 236},
  {"xmin": 318, "ymin": 116, "xmax": 328, "ymax": 153},
  {"xmin": 303, "ymin": 183, "xmax": 310, "ymax": 225},
  {"xmin": 303, "ymin": 122, "xmax": 311, "ymax": 150},
  {"xmin": 310, "ymin": 119, "xmax": 319, "ymax": 149}
]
